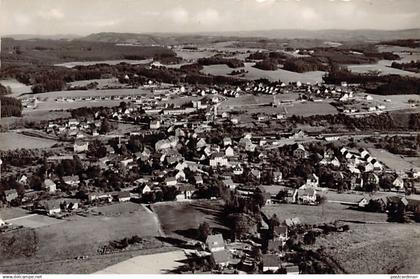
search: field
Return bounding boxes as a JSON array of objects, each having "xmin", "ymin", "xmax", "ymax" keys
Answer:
[
  {"xmin": 314, "ymin": 223, "xmax": 420, "ymax": 274},
  {"xmin": 262, "ymin": 202, "xmax": 388, "ymax": 224},
  {"xmin": 8, "ymin": 214, "xmax": 64, "ymax": 229},
  {"xmin": 0, "ymin": 79, "xmax": 32, "ymax": 97},
  {"xmin": 201, "ymin": 62, "xmax": 325, "ymax": 83},
  {"xmin": 151, "ymin": 200, "xmax": 227, "ymax": 239},
  {"xmin": 218, "ymin": 94, "xmax": 338, "ymax": 117},
  {"xmin": 368, "ymin": 148, "xmax": 417, "ymax": 172},
  {"xmin": 0, "ymin": 207, "xmax": 31, "ymax": 220},
  {"xmin": 0, "ymin": 202, "xmax": 161, "ymax": 273},
  {"xmin": 0, "ymin": 132, "xmax": 58, "ymax": 151},
  {"xmin": 96, "ymin": 250, "xmax": 186, "ymax": 274},
  {"xmin": 55, "ymin": 59, "xmax": 152, "ymax": 68}
]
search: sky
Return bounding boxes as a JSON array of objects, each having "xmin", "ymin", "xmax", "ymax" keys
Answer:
[{"xmin": 1, "ymin": 0, "xmax": 419, "ymax": 35}]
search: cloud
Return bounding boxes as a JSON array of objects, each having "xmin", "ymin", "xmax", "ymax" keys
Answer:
[
  {"xmin": 166, "ymin": 7, "xmax": 189, "ymax": 24},
  {"xmin": 193, "ymin": 8, "xmax": 221, "ymax": 26},
  {"xmin": 14, "ymin": 14, "xmax": 32, "ymax": 26},
  {"xmin": 37, "ymin": 8, "xmax": 65, "ymax": 20}
]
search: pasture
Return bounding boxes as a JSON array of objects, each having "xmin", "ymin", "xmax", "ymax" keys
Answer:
[
  {"xmin": 8, "ymin": 214, "xmax": 64, "ymax": 229},
  {"xmin": 151, "ymin": 200, "xmax": 227, "ymax": 239},
  {"xmin": 201, "ymin": 62, "xmax": 325, "ymax": 83},
  {"xmin": 314, "ymin": 223, "xmax": 420, "ymax": 274},
  {"xmin": 368, "ymin": 148, "xmax": 417, "ymax": 172},
  {"xmin": 0, "ymin": 132, "xmax": 58, "ymax": 151},
  {"xmin": 262, "ymin": 202, "xmax": 388, "ymax": 225},
  {"xmin": 54, "ymin": 59, "xmax": 153, "ymax": 68}
]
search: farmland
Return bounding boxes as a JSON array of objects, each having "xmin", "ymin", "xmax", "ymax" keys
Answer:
[
  {"xmin": 262, "ymin": 202, "xmax": 388, "ymax": 224},
  {"xmin": 0, "ymin": 202, "xmax": 161, "ymax": 273},
  {"xmin": 201, "ymin": 62, "xmax": 325, "ymax": 83},
  {"xmin": 314, "ymin": 223, "xmax": 420, "ymax": 274},
  {"xmin": 151, "ymin": 200, "xmax": 227, "ymax": 239},
  {"xmin": 0, "ymin": 132, "xmax": 58, "ymax": 151},
  {"xmin": 368, "ymin": 148, "xmax": 418, "ymax": 172}
]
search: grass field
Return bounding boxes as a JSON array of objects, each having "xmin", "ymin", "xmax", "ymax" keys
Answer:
[
  {"xmin": 201, "ymin": 62, "xmax": 325, "ymax": 83},
  {"xmin": 9, "ymin": 214, "xmax": 64, "ymax": 229},
  {"xmin": 151, "ymin": 200, "xmax": 227, "ymax": 240},
  {"xmin": 314, "ymin": 223, "xmax": 420, "ymax": 274},
  {"xmin": 0, "ymin": 202, "xmax": 160, "ymax": 273},
  {"xmin": 0, "ymin": 132, "xmax": 58, "ymax": 151},
  {"xmin": 0, "ymin": 207, "xmax": 31, "ymax": 220},
  {"xmin": 368, "ymin": 148, "xmax": 417, "ymax": 172},
  {"xmin": 0, "ymin": 79, "xmax": 32, "ymax": 97},
  {"xmin": 55, "ymin": 59, "xmax": 152, "ymax": 68},
  {"xmin": 262, "ymin": 202, "xmax": 388, "ymax": 224}
]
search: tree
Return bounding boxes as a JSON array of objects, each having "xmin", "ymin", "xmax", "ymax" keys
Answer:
[
  {"xmin": 29, "ymin": 175, "xmax": 43, "ymax": 191},
  {"xmin": 198, "ymin": 222, "xmax": 212, "ymax": 241},
  {"xmin": 304, "ymin": 231, "xmax": 316, "ymax": 245}
]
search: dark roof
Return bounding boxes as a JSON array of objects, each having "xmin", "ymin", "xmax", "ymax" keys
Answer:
[
  {"xmin": 212, "ymin": 250, "xmax": 231, "ymax": 264},
  {"xmin": 118, "ymin": 191, "xmax": 130, "ymax": 198},
  {"xmin": 263, "ymin": 254, "xmax": 281, "ymax": 267}
]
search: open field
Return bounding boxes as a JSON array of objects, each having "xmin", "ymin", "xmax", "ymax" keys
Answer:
[
  {"xmin": 348, "ymin": 61, "xmax": 420, "ymax": 78},
  {"xmin": 0, "ymin": 202, "xmax": 161, "ymax": 273},
  {"xmin": 96, "ymin": 249, "xmax": 186, "ymax": 274},
  {"xmin": 0, "ymin": 79, "xmax": 32, "ymax": 97},
  {"xmin": 151, "ymin": 200, "xmax": 227, "ymax": 239},
  {"xmin": 218, "ymin": 95, "xmax": 338, "ymax": 117},
  {"xmin": 0, "ymin": 132, "xmax": 58, "ymax": 151},
  {"xmin": 368, "ymin": 148, "xmax": 417, "ymax": 172},
  {"xmin": 314, "ymin": 223, "xmax": 420, "ymax": 274},
  {"xmin": 54, "ymin": 59, "xmax": 153, "ymax": 68},
  {"xmin": 9, "ymin": 214, "xmax": 64, "ymax": 229},
  {"xmin": 0, "ymin": 207, "xmax": 31, "ymax": 220},
  {"xmin": 262, "ymin": 202, "xmax": 388, "ymax": 224},
  {"xmin": 201, "ymin": 62, "xmax": 325, "ymax": 83}
]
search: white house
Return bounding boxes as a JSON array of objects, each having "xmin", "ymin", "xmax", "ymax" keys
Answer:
[
  {"xmin": 43, "ymin": 179, "xmax": 56, "ymax": 193},
  {"xmin": 74, "ymin": 141, "xmax": 89, "ymax": 153},
  {"xmin": 209, "ymin": 153, "xmax": 229, "ymax": 167},
  {"xmin": 392, "ymin": 177, "xmax": 404, "ymax": 190},
  {"xmin": 225, "ymin": 146, "xmax": 234, "ymax": 157}
]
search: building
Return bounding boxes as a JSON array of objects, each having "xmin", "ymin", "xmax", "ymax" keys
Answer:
[
  {"xmin": 263, "ymin": 254, "xmax": 281, "ymax": 272},
  {"xmin": 117, "ymin": 191, "xmax": 131, "ymax": 202},
  {"xmin": 209, "ymin": 153, "xmax": 229, "ymax": 167},
  {"xmin": 74, "ymin": 141, "xmax": 89, "ymax": 153},
  {"xmin": 176, "ymin": 185, "xmax": 195, "ymax": 201},
  {"xmin": 225, "ymin": 146, "xmax": 234, "ymax": 157},
  {"xmin": 62, "ymin": 175, "xmax": 80, "ymax": 187},
  {"xmin": 43, "ymin": 179, "xmax": 57, "ymax": 193},
  {"xmin": 150, "ymin": 120, "xmax": 161, "ymax": 129},
  {"xmin": 293, "ymin": 144, "xmax": 308, "ymax": 159},
  {"xmin": 4, "ymin": 189, "xmax": 18, "ymax": 202},
  {"xmin": 206, "ymin": 234, "xmax": 225, "ymax": 252},
  {"xmin": 165, "ymin": 177, "xmax": 177, "ymax": 186}
]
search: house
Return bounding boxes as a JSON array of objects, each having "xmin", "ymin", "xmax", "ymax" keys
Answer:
[
  {"xmin": 251, "ymin": 169, "xmax": 261, "ymax": 180},
  {"xmin": 223, "ymin": 137, "xmax": 232, "ymax": 146},
  {"xmin": 4, "ymin": 189, "xmax": 18, "ymax": 202},
  {"xmin": 267, "ymin": 239, "xmax": 284, "ymax": 253},
  {"xmin": 302, "ymin": 174, "xmax": 319, "ymax": 188},
  {"xmin": 358, "ymin": 197, "xmax": 369, "ymax": 208},
  {"xmin": 225, "ymin": 146, "xmax": 234, "ymax": 157},
  {"xmin": 18, "ymin": 174, "xmax": 28, "ymax": 185},
  {"xmin": 273, "ymin": 225, "xmax": 288, "ymax": 243},
  {"xmin": 194, "ymin": 175, "xmax": 204, "ymax": 185},
  {"xmin": 273, "ymin": 171, "xmax": 283, "ymax": 183},
  {"xmin": 209, "ymin": 153, "xmax": 229, "ymax": 167},
  {"xmin": 136, "ymin": 184, "xmax": 152, "ymax": 195},
  {"xmin": 74, "ymin": 141, "xmax": 89, "ymax": 153},
  {"xmin": 284, "ymin": 217, "xmax": 301, "ymax": 228},
  {"xmin": 165, "ymin": 177, "xmax": 177, "ymax": 186},
  {"xmin": 43, "ymin": 179, "xmax": 57, "ymax": 193},
  {"xmin": 296, "ymin": 188, "xmax": 317, "ymax": 204},
  {"xmin": 62, "ymin": 175, "xmax": 80, "ymax": 187},
  {"xmin": 223, "ymin": 178, "xmax": 236, "ymax": 189},
  {"xmin": 366, "ymin": 172, "xmax": 379, "ymax": 186},
  {"xmin": 149, "ymin": 120, "xmax": 161, "ymax": 129},
  {"xmin": 117, "ymin": 191, "xmax": 131, "ymax": 202},
  {"xmin": 293, "ymin": 144, "xmax": 308, "ymax": 159},
  {"xmin": 284, "ymin": 264, "xmax": 300, "ymax": 274},
  {"xmin": 39, "ymin": 200, "xmax": 62, "ymax": 215},
  {"xmin": 263, "ymin": 254, "xmax": 281, "ymax": 272},
  {"xmin": 233, "ymin": 164, "xmax": 244, "ymax": 175},
  {"xmin": 206, "ymin": 234, "xmax": 225, "ymax": 252},
  {"xmin": 175, "ymin": 170, "xmax": 186, "ymax": 181},
  {"xmin": 350, "ymin": 176, "xmax": 364, "ymax": 190},
  {"xmin": 176, "ymin": 185, "xmax": 195, "ymax": 201},
  {"xmin": 392, "ymin": 176, "xmax": 404, "ymax": 190},
  {"xmin": 212, "ymin": 250, "xmax": 233, "ymax": 268}
]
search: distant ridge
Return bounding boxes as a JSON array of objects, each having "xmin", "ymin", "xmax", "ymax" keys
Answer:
[{"xmin": 79, "ymin": 29, "xmax": 420, "ymax": 44}]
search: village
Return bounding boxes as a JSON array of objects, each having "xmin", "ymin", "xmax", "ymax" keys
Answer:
[{"xmin": 1, "ymin": 75, "xmax": 420, "ymax": 274}]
